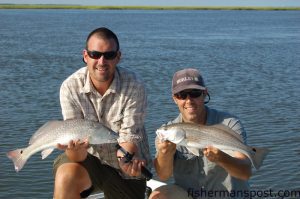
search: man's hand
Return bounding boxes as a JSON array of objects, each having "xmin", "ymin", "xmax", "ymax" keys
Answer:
[
  {"xmin": 153, "ymin": 138, "xmax": 176, "ymax": 181},
  {"xmin": 57, "ymin": 139, "xmax": 89, "ymax": 151},
  {"xmin": 57, "ymin": 139, "xmax": 89, "ymax": 162},
  {"xmin": 117, "ymin": 142, "xmax": 147, "ymax": 177},
  {"xmin": 118, "ymin": 157, "xmax": 146, "ymax": 177},
  {"xmin": 203, "ymin": 145, "xmax": 224, "ymax": 163},
  {"xmin": 203, "ymin": 145, "xmax": 252, "ymax": 180},
  {"xmin": 156, "ymin": 139, "xmax": 176, "ymax": 156}
]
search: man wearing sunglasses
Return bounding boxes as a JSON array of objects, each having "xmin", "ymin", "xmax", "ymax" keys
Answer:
[
  {"xmin": 150, "ymin": 68, "xmax": 251, "ymax": 199},
  {"xmin": 53, "ymin": 27, "xmax": 151, "ymax": 199}
]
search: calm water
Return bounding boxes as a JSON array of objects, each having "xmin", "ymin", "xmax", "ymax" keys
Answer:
[{"xmin": 0, "ymin": 9, "xmax": 300, "ymax": 198}]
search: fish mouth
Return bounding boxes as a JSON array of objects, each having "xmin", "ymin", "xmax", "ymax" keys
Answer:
[
  {"xmin": 156, "ymin": 130, "xmax": 168, "ymax": 142},
  {"xmin": 156, "ymin": 129, "xmax": 186, "ymax": 144},
  {"xmin": 156, "ymin": 130, "xmax": 164, "ymax": 138}
]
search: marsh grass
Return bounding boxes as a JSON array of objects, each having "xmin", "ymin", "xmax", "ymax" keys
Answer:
[{"xmin": 1, "ymin": 4, "xmax": 300, "ymax": 10}]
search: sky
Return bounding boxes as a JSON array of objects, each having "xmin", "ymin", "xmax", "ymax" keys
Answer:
[{"xmin": 1, "ymin": 0, "xmax": 300, "ymax": 7}]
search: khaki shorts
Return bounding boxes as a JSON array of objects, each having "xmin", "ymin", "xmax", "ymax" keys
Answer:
[{"xmin": 53, "ymin": 153, "xmax": 146, "ymax": 199}]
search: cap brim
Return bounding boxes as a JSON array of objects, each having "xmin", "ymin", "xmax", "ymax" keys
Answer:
[{"xmin": 172, "ymin": 85, "xmax": 206, "ymax": 94}]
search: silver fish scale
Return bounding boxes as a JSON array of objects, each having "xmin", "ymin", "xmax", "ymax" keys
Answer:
[
  {"xmin": 30, "ymin": 119, "xmax": 117, "ymax": 146},
  {"xmin": 158, "ymin": 123, "xmax": 269, "ymax": 170},
  {"xmin": 164, "ymin": 123, "xmax": 254, "ymax": 156},
  {"xmin": 7, "ymin": 119, "xmax": 119, "ymax": 172},
  {"xmin": 184, "ymin": 127, "xmax": 251, "ymax": 152}
]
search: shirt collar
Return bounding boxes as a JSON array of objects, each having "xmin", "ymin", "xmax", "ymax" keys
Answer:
[
  {"xmin": 107, "ymin": 67, "xmax": 120, "ymax": 94},
  {"xmin": 81, "ymin": 69, "xmax": 93, "ymax": 94}
]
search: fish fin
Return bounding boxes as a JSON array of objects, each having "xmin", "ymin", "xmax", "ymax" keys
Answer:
[
  {"xmin": 6, "ymin": 148, "xmax": 27, "ymax": 172},
  {"xmin": 41, "ymin": 148, "xmax": 54, "ymax": 159},
  {"xmin": 221, "ymin": 149, "xmax": 236, "ymax": 157},
  {"xmin": 250, "ymin": 147, "xmax": 269, "ymax": 170},
  {"xmin": 29, "ymin": 120, "xmax": 63, "ymax": 145},
  {"xmin": 186, "ymin": 147, "xmax": 201, "ymax": 156},
  {"xmin": 147, "ymin": 179, "xmax": 167, "ymax": 190},
  {"xmin": 186, "ymin": 141, "xmax": 207, "ymax": 149}
]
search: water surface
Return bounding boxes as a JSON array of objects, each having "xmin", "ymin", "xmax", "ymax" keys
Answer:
[{"xmin": 0, "ymin": 9, "xmax": 300, "ymax": 198}]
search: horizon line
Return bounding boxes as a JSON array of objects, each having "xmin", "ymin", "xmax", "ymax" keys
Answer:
[{"xmin": 1, "ymin": 4, "xmax": 300, "ymax": 10}]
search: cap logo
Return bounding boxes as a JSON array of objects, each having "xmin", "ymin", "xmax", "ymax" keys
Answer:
[{"xmin": 176, "ymin": 76, "xmax": 198, "ymax": 84}]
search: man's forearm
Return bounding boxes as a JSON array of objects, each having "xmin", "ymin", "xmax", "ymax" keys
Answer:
[
  {"xmin": 65, "ymin": 148, "xmax": 88, "ymax": 162},
  {"xmin": 117, "ymin": 142, "xmax": 138, "ymax": 157},
  {"xmin": 218, "ymin": 152, "xmax": 252, "ymax": 180},
  {"xmin": 154, "ymin": 153, "xmax": 174, "ymax": 181}
]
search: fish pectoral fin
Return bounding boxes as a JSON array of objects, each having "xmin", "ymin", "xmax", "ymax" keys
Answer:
[
  {"xmin": 186, "ymin": 147, "xmax": 200, "ymax": 156},
  {"xmin": 221, "ymin": 149, "xmax": 236, "ymax": 157},
  {"xmin": 86, "ymin": 135, "xmax": 95, "ymax": 143},
  {"xmin": 41, "ymin": 148, "xmax": 54, "ymax": 159}
]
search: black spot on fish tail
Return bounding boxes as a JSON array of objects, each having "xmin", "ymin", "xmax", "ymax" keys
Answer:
[
  {"xmin": 20, "ymin": 150, "xmax": 23, "ymax": 154},
  {"xmin": 252, "ymin": 148, "xmax": 256, "ymax": 152}
]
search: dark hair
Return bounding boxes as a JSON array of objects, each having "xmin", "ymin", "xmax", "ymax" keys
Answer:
[{"xmin": 85, "ymin": 27, "xmax": 120, "ymax": 51}]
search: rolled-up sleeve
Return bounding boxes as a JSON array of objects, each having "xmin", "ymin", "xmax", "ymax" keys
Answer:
[
  {"xmin": 117, "ymin": 81, "xmax": 147, "ymax": 144},
  {"xmin": 60, "ymin": 80, "xmax": 83, "ymax": 120}
]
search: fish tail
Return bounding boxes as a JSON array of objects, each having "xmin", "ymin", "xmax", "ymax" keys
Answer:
[
  {"xmin": 6, "ymin": 148, "xmax": 28, "ymax": 172},
  {"xmin": 250, "ymin": 147, "xmax": 269, "ymax": 170}
]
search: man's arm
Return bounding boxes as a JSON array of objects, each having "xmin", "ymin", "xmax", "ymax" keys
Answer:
[
  {"xmin": 117, "ymin": 142, "xmax": 146, "ymax": 177},
  {"xmin": 116, "ymin": 80, "xmax": 149, "ymax": 177},
  {"xmin": 215, "ymin": 117, "xmax": 251, "ymax": 180},
  {"xmin": 58, "ymin": 82, "xmax": 88, "ymax": 161},
  {"xmin": 203, "ymin": 146, "xmax": 252, "ymax": 180},
  {"xmin": 154, "ymin": 138, "xmax": 177, "ymax": 181},
  {"xmin": 60, "ymin": 81, "xmax": 83, "ymax": 120},
  {"xmin": 57, "ymin": 139, "xmax": 89, "ymax": 162}
]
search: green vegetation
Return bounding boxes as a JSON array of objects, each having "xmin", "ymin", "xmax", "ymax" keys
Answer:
[{"xmin": 0, "ymin": 4, "xmax": 300, "ymax": 10}]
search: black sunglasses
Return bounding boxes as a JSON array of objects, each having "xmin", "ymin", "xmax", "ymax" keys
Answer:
[
  {"xmin": 86, "ymin": 50, "xmax": 118, "ymax": 60},
  {"xmin": 174, "ymin": 90, "xmax": 204, "ymax": 100}
]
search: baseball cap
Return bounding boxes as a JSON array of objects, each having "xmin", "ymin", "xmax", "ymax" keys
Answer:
[{"xmin": 172, "ymin": 68, "xmax": 206, "ymax": 94}]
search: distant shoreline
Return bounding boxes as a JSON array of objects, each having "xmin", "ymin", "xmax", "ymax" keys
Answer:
[{"xmin": 0, "ymin": 4, "xmax": 300, "ymax": 10}]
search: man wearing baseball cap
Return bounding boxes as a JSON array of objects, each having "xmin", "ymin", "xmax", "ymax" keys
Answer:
[{"xmin": 150, "ymin": 68, "xmax": 251, "ymax": 199}]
